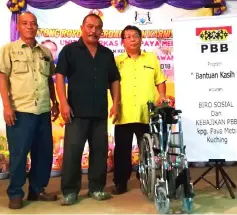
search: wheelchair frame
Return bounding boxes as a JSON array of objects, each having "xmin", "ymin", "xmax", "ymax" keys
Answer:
[{"xmin": 138, "ymin": 101, "xmax": 194, "ymax": 214}]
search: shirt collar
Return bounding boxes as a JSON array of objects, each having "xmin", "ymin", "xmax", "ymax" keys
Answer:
[
  {"xmin": 120, "ymin": 50, "xmax": 146, "ymax": 61},
  {"xmin": 18, "ymin": 38, "xmax": 41, "ymax": 49},
  {"xmin": 76, "ymin": 37, "xmax": 105, "ymax": 51},
  {"xmin": 18, "ymin": 38, "xmax": 50, "ymax": 58},
  {"xmin": 77, "ymin": 38, "xmax": 86, "ymax": 47}
]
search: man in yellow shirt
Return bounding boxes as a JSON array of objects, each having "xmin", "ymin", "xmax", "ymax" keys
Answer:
[
  {"xmin": 0, "ymin": 12, "xmax": 59, "ymax": 209},
  {"xmin": 112, "ymin": 25, "xmax": 166, "ymax": 195}
]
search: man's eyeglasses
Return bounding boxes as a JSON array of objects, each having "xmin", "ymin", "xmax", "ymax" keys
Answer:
[{"xmin": 123, "ymin": 34, "xmax": 140, "ymax": 40}]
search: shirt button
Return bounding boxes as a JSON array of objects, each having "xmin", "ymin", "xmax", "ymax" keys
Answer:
[
  {"xmin": 36, "ymin": 89, "xmax": 38, "ymax": 91},
  {"xmin": 34, "ymin": 69, "xmax": 36, "ymax": 72},
  {"xmin": 35, "ymin": 79, "xmax": 37, "ymax": 81}
]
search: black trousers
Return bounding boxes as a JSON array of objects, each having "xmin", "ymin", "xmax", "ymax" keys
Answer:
[
  {"xmin": 6, "ymin": 112, "xmax": 53, "ymax": 199},
  {"xmin": 61, "ymin": 117, "xmax": 108, "ymax": 195},
  {"xmin": 113, "ymin": 123, "xmax": 149, "ymax": 185}
]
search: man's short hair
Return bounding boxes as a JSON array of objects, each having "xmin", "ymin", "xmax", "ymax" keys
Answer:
[
  {"xmin": 82, "ymin": 13, "xmax": 103, "ymax": 26},
  {"xmin": 18, "ymin": 11, "xmax": 37, "ymax": 24},
  {"xmin": 121, "ymin": 25, "xmax": 142, "ymax": 39}
]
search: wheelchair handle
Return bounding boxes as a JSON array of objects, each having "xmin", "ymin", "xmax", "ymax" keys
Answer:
[{"xmin": 147, "ymin": 101, "xmax": 155, "ymax": 113}]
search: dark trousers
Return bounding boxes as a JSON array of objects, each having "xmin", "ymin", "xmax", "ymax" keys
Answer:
[
  {"xmin": 113, "ymin": 123, "xmax": 149, "ymax": 185},
  {"xmin": 6, "ymin": 112, "xmax": 53, "ymax": 199},
  {"xmin": 61, "ymin": 117, "xmax": 108, "ymax": 195}
]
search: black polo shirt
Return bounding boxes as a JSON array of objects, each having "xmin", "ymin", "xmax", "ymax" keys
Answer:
[{"xmin": 55, "ymin": 38, "xmax": 120, "ymax": 119}]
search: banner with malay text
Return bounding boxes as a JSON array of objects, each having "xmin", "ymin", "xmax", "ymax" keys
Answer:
[
  {"xmin": 173, "ymin": 15, "xmax": 237, "ymax": 162},
  {"xmin": 0, "ymin": 2, "xmax": 212, "ymax": 175}
]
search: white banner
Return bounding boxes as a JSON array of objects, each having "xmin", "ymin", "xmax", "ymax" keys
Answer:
[{"xmin": 173, "ymin": 15, "xmax": 237, "ymax": 161}]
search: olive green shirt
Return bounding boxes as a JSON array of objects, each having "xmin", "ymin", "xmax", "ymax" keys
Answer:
[{"xmin": 0, "ymin": 38, "xmax": 55, "ymax": 114}]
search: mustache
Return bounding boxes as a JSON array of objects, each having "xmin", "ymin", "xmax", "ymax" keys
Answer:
[{"xmin": 89, "ymin": 34, "xmax": 98, "ymax": 38}]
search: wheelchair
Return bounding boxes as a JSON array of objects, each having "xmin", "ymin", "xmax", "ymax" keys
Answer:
[{"xmin": 138, "ymin": 101, "xmax": 194, "ymax": 214}]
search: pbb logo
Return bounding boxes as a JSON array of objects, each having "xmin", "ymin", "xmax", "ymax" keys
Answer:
[{"xmin": 196, "ymin": 26, "xmax": 232, "ymax": 54}]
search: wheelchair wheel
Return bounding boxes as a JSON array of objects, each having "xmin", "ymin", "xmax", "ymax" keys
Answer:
[
  {"xmin": 154, "ymin": 185, "xmax": 170, "ymax": 214},
  {"xmin": 139, "ymin": 133, "xmax": 156, "ymax": 200}
]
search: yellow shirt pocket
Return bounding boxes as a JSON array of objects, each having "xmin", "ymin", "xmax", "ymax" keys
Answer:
[{"xmin": 142, "ymin": 65, "xmax": 155, "ymax": 83}]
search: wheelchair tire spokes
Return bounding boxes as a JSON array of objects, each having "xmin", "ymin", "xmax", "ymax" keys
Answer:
[{"xmin": 139, "ymin": 133, "xmax": 156, "ymax": 200}]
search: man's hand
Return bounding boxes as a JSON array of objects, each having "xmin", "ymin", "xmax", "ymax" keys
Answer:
[
  {"xmin": 60, "ymin": 102, "xmax": 73, "ymax": 124},
  {"xmin": 51, "ymin": 102, "xmax": 60, "ymax": 122},
  {"xmin": 109, "ymin": 104, "xmax": 119, "ymax": 124},
  {"xmin": 4, "ymin": 106, "xmax": 16, "ymax": 126},
  {"xmin": 0, "ymin": 73, "xmax": 15, "ymax": 126},
  {"xmin": 156, "ymin": 95, "xmax": 166, "ymax": 106}
]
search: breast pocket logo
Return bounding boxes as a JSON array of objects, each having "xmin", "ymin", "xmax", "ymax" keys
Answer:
[{"xmin": 134, "ymin": 11, "xmax": 151, "ymax": 25}]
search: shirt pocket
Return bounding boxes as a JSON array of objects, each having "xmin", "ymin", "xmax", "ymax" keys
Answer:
[
  {"xmin": 11, "ymin": 55, "xmax": 28, "ymax": 74},
  {"xmin": 39, "ymin": 59, "xmax": 50, "ymax": 77},
  {"xmin": 143, "ymin": 65, "xmax": 154, "ymax": 79},
  {"xmin": 143, "ymin": 65, "xmax": 154, "ymax": 71}
]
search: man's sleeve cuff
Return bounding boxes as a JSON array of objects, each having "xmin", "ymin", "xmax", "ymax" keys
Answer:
[{"xmin": 0, "ymin": 68, "xmax": 11, "ymax": 76}]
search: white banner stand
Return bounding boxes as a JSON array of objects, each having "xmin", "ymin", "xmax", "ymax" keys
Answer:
[{"xmin": 172, "ymin": 15, "xmax": 237, "ymax": 199}]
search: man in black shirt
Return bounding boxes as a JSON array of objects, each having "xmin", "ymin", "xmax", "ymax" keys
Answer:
[{"xmin": 55, "ymin": 14, "xmax": 120, "ymax": 205}]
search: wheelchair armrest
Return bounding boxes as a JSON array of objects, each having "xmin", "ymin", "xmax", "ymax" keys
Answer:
[
  {"xmin": 172, "ymin": 110, "xmax": 182, "ymax": 115},
  {"xmin": 155, "ymin": 106, "xmax": 175, "ymax": 115}
]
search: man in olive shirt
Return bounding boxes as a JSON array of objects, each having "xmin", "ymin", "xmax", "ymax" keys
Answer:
[{"xmin": 0, "ymin": 12, "xmax": 59, "ymax": 209}]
